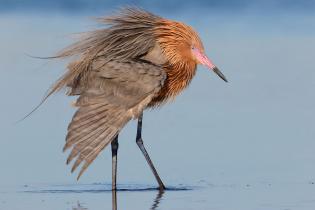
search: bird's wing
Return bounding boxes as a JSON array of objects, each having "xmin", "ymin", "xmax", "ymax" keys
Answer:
[{"xmin": 64, "ymin": 59, "xmax": 166, "ymax": 179}]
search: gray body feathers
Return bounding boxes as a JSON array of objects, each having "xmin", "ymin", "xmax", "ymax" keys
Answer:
[{"xmin": 51, "ymin": 8, "xmax": 168, "ymax": 178}]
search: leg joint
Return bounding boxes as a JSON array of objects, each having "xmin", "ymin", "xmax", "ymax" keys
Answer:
[
  {"xmin": 136, "ymin": 137, "xmax": 143, "ymax": 145},
  {"xmin": 111, "ymin": 143, "xmax": 119, "ymax": 151},
  {"xmin": 111, "ymin": 140, "xmax": 119, "ymax": 149}
]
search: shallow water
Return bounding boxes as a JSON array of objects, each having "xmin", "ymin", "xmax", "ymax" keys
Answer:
[
  {"xmin": 1, "ymin": 182, "xmax": 315, "ymax": 210},
  {"xmin": 1, "ymin": 6, "xmax": 315, "ymax": 210}
]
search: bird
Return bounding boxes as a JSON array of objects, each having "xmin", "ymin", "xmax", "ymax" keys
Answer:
[{"xmin": 44, "ymin": 7, "xmax": 227, "ymax": 191}]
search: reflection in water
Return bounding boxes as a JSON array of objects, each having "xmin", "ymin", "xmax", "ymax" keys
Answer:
[
  {"xmin": 111, "ymin": 190, "xmax": 165, "ymax": 210},
  {"xmin": 72, "ymin": 190, "xmax": 165, "ymax": 210},
  {"xmin": 72, "ymin": 202, "xmax": 88, "ymax": 210},
  {"xmin": 112, "ymin": 190, "xmax": 117, "ymax": 210},
  {"xmin": 149, "ymin": 190, "xmax": 164, "ymax": 210}
]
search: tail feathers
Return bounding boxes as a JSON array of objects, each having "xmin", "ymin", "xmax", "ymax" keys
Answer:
[{"xmin": 64, "ymin": 102, "xmax": 131, "ymax": 180}]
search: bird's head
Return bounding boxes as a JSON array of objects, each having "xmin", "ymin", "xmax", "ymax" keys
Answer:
[{"xmin": 156, "ymin": 20, "xmax": 227, "ymax": 82}]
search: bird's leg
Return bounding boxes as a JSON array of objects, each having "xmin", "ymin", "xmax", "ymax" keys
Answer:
[
  {"xmin": 136, "ymin": 113, "xmax": 166, "ymax": 190},
  {"xmin": 111, "ymin": 135, "xmax": 119, "ymax": 190}
]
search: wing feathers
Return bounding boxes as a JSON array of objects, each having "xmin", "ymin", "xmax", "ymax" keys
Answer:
[
  {"xmin": 65, "ymin": 101, "xmax": 130, "ymax": 179},
  {"xmin": 62, "ymin": 59, "xmax": 166, "ymax": 179},
  {"xmin": 65, "ymin": 110, "xmax": 109, "ymax": 146},
  {"xmin": 65, "ymin": 126, "xmax": 106, "ymax": 163}
]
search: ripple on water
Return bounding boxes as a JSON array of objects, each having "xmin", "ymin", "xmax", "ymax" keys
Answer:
[{"xmin": 20, "ymin": 183, "xmax": 195, "ymax": 194}]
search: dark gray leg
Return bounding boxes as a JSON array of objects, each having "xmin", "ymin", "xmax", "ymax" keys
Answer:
[
  {"xmin": 136, "ymin": 112, "xmax": 166, "ymax": 190},
  {"xmin": 111, "ymin": 135, "xmax": 119, "ymax": 190}
]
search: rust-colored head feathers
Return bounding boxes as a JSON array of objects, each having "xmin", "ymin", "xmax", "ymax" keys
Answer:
[{"xmin": 155, "ymin": 19, "xmax": 204, "ymax": 66}]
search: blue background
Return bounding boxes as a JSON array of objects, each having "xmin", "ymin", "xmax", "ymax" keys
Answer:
[{"xmin": 0, "ymin": 1, "xmax": 315, "ymax": 209}]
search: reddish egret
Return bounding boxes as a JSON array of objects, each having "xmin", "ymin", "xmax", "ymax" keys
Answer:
[{"xmin": 46, "ymin": 8, "xmax": 227, "ymax": 191}]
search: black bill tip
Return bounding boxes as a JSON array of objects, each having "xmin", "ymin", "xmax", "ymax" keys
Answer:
[{"xmin": 213, "ymin": 66, "xmax": 228, "ymax": 82}]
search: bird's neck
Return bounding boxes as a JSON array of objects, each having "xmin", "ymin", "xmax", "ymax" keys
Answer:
[{"xmin": 149, "ymin": 61, "xmax": 197, "ymax": 107}]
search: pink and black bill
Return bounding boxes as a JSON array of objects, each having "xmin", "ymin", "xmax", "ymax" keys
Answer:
[{"xmin": 192, "ymin": 47, "xmax": 228, "ymax": 82}]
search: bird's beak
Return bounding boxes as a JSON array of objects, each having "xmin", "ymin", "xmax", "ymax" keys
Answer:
[
  {"xmin": 193, "ymin": 48, "xmax": 228, "ymax": 82},
  {"xmin": 212, "ymin": 66, "xmax": 228, "ymax": 83}
]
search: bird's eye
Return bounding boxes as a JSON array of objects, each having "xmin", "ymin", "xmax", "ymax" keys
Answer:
[{"xmin": 191, "ymin": 46, "xmax": 195, "ymax": 50}]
